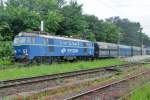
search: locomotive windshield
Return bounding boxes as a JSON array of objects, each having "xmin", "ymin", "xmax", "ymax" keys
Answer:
[{"xmin": 14, "ymin": 37, "xmax": 35, "ymax": 44}]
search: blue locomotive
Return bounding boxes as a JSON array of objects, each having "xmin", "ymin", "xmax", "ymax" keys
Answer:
[
  {"xmin": 13, "ymin": 32, "xmax": 94, "ymax": 63},
  {"xmin": 13, "ymin": 31, "xmax": 149, "ymax": 63}
]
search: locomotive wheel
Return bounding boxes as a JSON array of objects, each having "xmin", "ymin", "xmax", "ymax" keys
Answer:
[
  {"xmin": 47, "ymin": 58, "xmax": 53, "ymax": 64},
  {"xmin": 31, "ymin": 57, "xmax": 41, "ymax": 65}
]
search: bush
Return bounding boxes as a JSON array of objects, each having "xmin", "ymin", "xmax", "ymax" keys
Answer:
[
  {"xmin": 0, "ymin": 41, "xmax": 13, "ymax": 65},
  {"xmin": 0, "ymin": 59, "xmax": 12, "ymax": 65},
  {"xmin": 0, "ymin": 41, "xmax": 12, "ymax": 57}
]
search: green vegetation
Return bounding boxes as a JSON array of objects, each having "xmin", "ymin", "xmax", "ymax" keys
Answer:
[
  {"xmin": 0, "ymin": 59, "xmax": 126, "ymax": 80},
  {"xmin": 129, "ymin": 83, "xmax": 150, "ymax": 100},
  {"xmin": 106, "ymin": 17, "xmax": 150, "ymax": 46},
  {"xmin": 144, "ymin": 64, "xmax": 150, "ymax": 68},
  {"xmin": 0, "ymin": 41, "xmax": 13, "ymax": 66},
  {"xmin": 0, "ymin": 41, "xmax": 13, "ymax": 58},
  {"xmin": 0, "ymin": 59, "xmax": 12, "ymax": 66}
]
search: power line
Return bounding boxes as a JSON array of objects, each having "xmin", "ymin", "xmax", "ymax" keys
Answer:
[{"xmin": 97, "ymin": 0, "xmax": 124, "ymax": 17}]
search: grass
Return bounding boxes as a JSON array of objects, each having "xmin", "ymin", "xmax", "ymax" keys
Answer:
[
  {"xmin": 0, "ymin": 59, "xmax": 126, "ymax": 81},
  {"xmin": 144, "ymin": 64, "xmax": 150, "ymax": 68},
  {"xmin": 0, "ymin": 59, "xmax": 13, "ymax": 66},
  {"xmin": 129, "ymin": 83, "xmax": 150, "ymax": 100}
]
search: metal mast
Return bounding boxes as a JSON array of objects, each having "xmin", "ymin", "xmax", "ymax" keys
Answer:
[{"xmin": 0, "ymin": 0, "xmax": 4, "ymax": 7}]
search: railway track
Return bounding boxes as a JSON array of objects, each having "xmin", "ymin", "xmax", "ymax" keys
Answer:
[
  {"xmin": 65, "ymin": 69, "xmax": 150, "ymax": 100},
  {"xmin": 0, "ymin": 64, "xmax": 131, "ymax": 88},
  {"xmin": 0, "ymin": 63, "xmax": 144, "ymax": 97}
]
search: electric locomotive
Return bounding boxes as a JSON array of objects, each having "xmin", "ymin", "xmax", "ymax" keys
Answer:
[{"xmin": 13, "ymin": 32, "xmax": 94, "ymax": 63}]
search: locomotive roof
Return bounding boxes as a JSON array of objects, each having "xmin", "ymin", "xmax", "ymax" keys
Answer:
[
  {"xmin": 18, "ymin": 32, "xmax": 91, "ymax": 42},
  {"xmin": 96, "ymin": 42, "xmax": 117, "ymax": 46}
]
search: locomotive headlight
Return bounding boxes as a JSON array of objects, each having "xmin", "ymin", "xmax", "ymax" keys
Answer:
[{"xmin": 13, "ymin": 50, "xmax": 17, "ymax": 54}]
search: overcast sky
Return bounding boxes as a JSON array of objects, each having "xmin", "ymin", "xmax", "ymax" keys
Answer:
[{"xmin": 72, "ymin": 0, "xmax": 150, "ymax": 36}]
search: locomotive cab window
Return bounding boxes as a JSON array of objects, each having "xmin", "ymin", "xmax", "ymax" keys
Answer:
[
  {"xmin": 26, "ymin": 37, "xmax": 35, "ymax": 44},
  {"xmin": 14, "ymin": 37, "xmax": 26, "ymax": 44},
  {"xmin": 14, "ymin": 37, "xmax": 35, "ymax": 44}
]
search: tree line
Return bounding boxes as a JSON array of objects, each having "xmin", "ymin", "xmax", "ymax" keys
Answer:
[{"xmin": 0, "ymin": 0, "xmax": 150, "ymax": 60}]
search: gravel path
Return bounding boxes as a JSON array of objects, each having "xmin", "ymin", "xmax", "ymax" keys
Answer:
[{"xmin": 122, "ymin": 55, "xmax": 150, "ymax": 62}]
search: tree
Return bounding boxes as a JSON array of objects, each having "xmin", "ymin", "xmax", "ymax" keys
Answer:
[
  {"xmin": 57, "ymin": 0, "xmax": 66, "ymax": 7},
  {"xmin": 0, "ymin": 6, "xmax": 13, "ymax": 40},
  {"xmin": 142, "ymin": 34, "xmax": 150, "ymax": 47},
  {"xmin": 84, "ymin": 15, "xmax": 121, "ymax": 42},
  {"xmin": 0, "ymin": 0, "xmax": 150, "ymax": 48},
  {"xmin": 0, "ymin": 21, "xmax": 12, "ymax": 40},
  {"xmin": 84, "ymin": 15, "xmax": 103, "ymax": 41},
  {"xmin": 102, "ymin": 22, "xmax": 121, "ymax": 43},
  {"xmin": 106, "ymin": 17, "xmax": 149, "ymax": 46},
  {"xmin": 45, "ymin": 10, "xmax": 63, "ymax": 33},
  {"xmin": 5, "ymin": 0, "xmax": 64, "ymax": 35},
  {"xmin": 5, "ymin": 7, "xmax": 40, "ymax": 36},
  {"xmin": 57, "ymin": 1, "xmax": 86, "ymax": 37},
  {"xmin": 86, "ymin": 32, "xmax": 96, "ymax": 41}
]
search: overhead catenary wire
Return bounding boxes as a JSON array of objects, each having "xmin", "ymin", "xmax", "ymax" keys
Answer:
[{"xmin": 97, "ymin": 0, "xmax": 126, "ymax": 18}]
